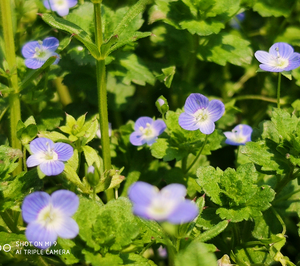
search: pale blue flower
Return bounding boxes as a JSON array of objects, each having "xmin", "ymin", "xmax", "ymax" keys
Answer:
[
  {"xmin": 22, "ymin": 37, "xmax": 60, "ymax": 69},
  {"xmin": 224, "ymin": 124, "xmax": 252, "ymax": 146},
  {"xmin": 179, "ymin": 93, "xmax": 225, "ymax": 135},
  {"xmin": 128, "ymin": 182, "xmax": 199, "ymax": 224},
  {"xmin": 130, "ymin": 117, "xmax": 166, "ymax": 146},
  {"xmin": 44, "ymin": 0, "xmax": 77, "ymax": 16},
  {"xmin": 22, "ymin": 190, "xmax": 79, "ymax": 249},
  {"xmin": 27, "ymin": 138, "xmax": 73, "ymax": 176},
  {"xmin": 255, "ymin": 42, "xmax": 300, "ymax": 72}
]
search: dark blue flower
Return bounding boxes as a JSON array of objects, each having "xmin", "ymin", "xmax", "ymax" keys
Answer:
[
  {"xmin": 224, "ymin": 124, "xmax": 253, "ymax": 146},
  {"xmin": 128, "ymin": 181, "xmax": 199, "ymax": 224},
  {"xmin": 22, "ymin": 190, "xmax": 79, "ymax": 249},
  {"xmin": 130, "ymin": 117, "xmax": 166, "ymax": 146},
  {"xmin": 22, "ymin": 37, "xmax": 60, "ymax": 69},
  {"xmin": 179, "ymin": 93, "xmax": 225, "ymax": 135},
  {"xmin": 255, "ymin": 42, "xmax": 300, "ymax": 72},
  {"xmin": 26, "ymin": 138, "xmax": 73, "ymax": 176}
]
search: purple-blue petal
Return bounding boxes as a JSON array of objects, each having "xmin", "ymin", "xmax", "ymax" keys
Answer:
[
  {"xmin": 254, "ymin": 51, "xmax": 273, "ymax": 65},
  {"xmin": 43, "ymin": 0, "xmax": 51, "ymax": 9},
  {"xmin": 132, "ymin": 204, "xmax": 151, "ymax": 220},
  {"xmin": 160, "ymin": 184, "xmax": 186, "ymax": 200},
  {"xmin": 51, "ymin": 190, "xmax": 79, "ymax": 217},
  {"xmin": 199, "ymin": 120, "xmax": 215, "ymax": 135},
  {"xmin": 56, "ymin": 5, "xmax": 70, "ymax": 16},
  {"xmin": 130, "ymin": 131, "xmax": 145, "ymax": 146},
  {"xmin": 240, "ymin": 124, "xmax": 253, "ymax": 139},
  {"xmin": 179, "ymin": 113, "xmax": 199, "ymax": 131},
  {"xmin": 42, "ymin": 37, "xmax": 59, "ymax": 52},
  {"xmin": 54, "ymin": 142, "xmax": 73, "ymax": 161},
  {"xmin": 259, "ymin": 64, "xmax": 283, "ymax": 72},
  {"xmin": 27, "ymin": 154, "xmax": 44, "ymax": 168},
  {"xmin": 145, "ymin": 136, "xmax": 158, "ymax": 146},
  {"xmin": 168, "ymin": 201, "xmax": 199, "ymax": 224},
  {"xmin": 25, "ymin": 58, "xmax": 46, "ymax": 69},
  {"xmin": 26, "ymin": 221, "xmax": 57, "ymax": 249},
  {"xmin": 285, "ymin": 52, "xmax": 300, "ymax": 71},
  {"xmin": 22, "ymin": 41, "xmax": 40, "ymax": 59},
  {"xmin": 152, "ymin": 120, "xmax": 166, "ymax": 135},
  {"xmin": 207, "ymin": 99, "xmax": 225, "ymax": 122},
  {"xmin": 55, "ymin": 216, "xmax": 79, "ymax": 239},
  {"xmin": 184, "ymin": 94, "xmax": 209, "ymax": 115},
  {"xmin": 30, "ymin": 138, "xmax": 54, "ymax": 154},
  {"xmin": 22, "ymin": 192, "xmax": 51, "ymax": 223},
  {"xmin": 128, "ymin": 181, "xmax": 157, "ymax": 206},
  {"xmin": 39, "ymin": 160, "xmax": 65, "ymax": 176},
  {"xmin": 67, "ymin": 0, "xmax": 78, "ymax": 8},
  {"xmin": 269, "ymin": 42, "xmax": 293, "ymax": 59},
  {"xmin": 134, "ymin": 117, "xmax": 153, "ymax": 131}
]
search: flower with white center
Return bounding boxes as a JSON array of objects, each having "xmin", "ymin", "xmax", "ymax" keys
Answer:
[
  {"xmin": 254, "ymin": 42, "xmax": 300, "ymax": 72},
  {"xmin": 26, "ymin": 137, "xmax": 73, "ymax": 176},
  {"xmin": 128, "ymin": 181, "xmax": 199, "ymax": 224},
  {"xmin": 44, "ymin": 0, "xmax": 78, "ymax": 16},
  {"xmin": 224, "ymin": 124, "xmax": 253, "ymax": 146},
  {"xmin": 22, "ymin": 37, "xmax": 60, "ymax": 69},
  {"xmin": 130, "ymin": 117, "xmax": 166, "ymax": 146},
  {"xmin": 22, "ymin": 190, "xmax": 79, "ymax": 249},
  {"xmin": 179, "ymin": 93, "xmax": 225, "ymax": 135}
]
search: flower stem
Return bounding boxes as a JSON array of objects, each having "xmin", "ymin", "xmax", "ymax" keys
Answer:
[
  {"xmin": 185, "ymin": 135, "xmax": 208, "ymax": 174},
  {"xmin": 277, "ymin": 72, "xmax": 282, "ymax": 109},
  {"xmin": 271, "ymin": 207, "xmax": 286, "ymax": 235},
  {"xmin": 94, "ymin": 2, "xmax": 114, "ymax": 201},
  {"xmin": 1, "ymin": 0, "xmax": 22, "ymax": 174}
]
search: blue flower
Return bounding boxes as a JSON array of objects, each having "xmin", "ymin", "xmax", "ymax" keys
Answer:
[
  {"xmin": 128, "ymin": 181, "xmax": 199, "ymax": 224},
  {"xmin": 254, "ymin": 42, "xmax": 300, "ymax": 72},
  {"xmin": 22, "ymin": 37, "xmax": 60, "ymax": 69},
  {"xmin": 22, "ymin": 190, "xmax": 79, "ymax": 249},
  {"xmin": 44, "ymin": 0, "xmax": 78, "ymax": 16},
  {"xmin": 179, "ymin": 93, "xmax": 225, "ymax": 135},
  {"xmin": 130, "ymin": 117, "xmax": 166, "ymax": 146},
  {"xmin": 224, "ymin": 124, "xmax": 253, "ymax": 146},
  {"xmin": 26, "ymin": 138, "xmax": 73, "ymax": 176}
]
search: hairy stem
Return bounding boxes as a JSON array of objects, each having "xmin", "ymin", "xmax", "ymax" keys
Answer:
[
  {"xmin": 1, "ymin": 0, "xmax": 23, "ymax": 174},
  {"xmin": 94, "ymin": 2, "xmax": 114, "ymax": 201}
]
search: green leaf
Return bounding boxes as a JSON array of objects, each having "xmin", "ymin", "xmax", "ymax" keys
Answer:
[
  {"xmin": 18, "ymin": 56, "xmax": 56, "ymax": 92},
  {"xmin": 92, "ymin": 197, "xmax": 140, "ymax": 251},
  {"xmin": 40, "ymin": 13, "xmax": 100, "ymax": 59},
  {"xmin": 194, "ymin": 220, "xmax": 229, "ymax": 242},
  {"xmin": 82, "ymin": 145, "xmax": 102, "ymax": 170},
  {"xmin": 156, "ymin": 66, "xmax": 176, "ymax": 88},
  {"xmin": 197, "ymin": 33, "xmax": 253, "ymax": 66},
  {"xmin": 60, "ymin": 164, "xmax": 88, "ymax": 193},
  {"xmin": 196, "ymin": 164, "xmax": 275, "ymax": 222},
  {"xmin": 175, "ymin": 241, "xmax": 218, "ymax": 266},
  {"xmin": 253, "ymin": 0, "xmax": 295, "ymax": 17}
]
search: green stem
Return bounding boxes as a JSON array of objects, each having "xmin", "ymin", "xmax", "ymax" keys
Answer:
[
  {"xmin": 53, "ymin": 77, "xmax": 72, "ymax": 106},
  {"xmin": 185, "ymin": 135, "xmax": 208, "ymax": 174},
  {"xmin": 233, "ymin": 95, "xmax": 280, "ymax": 103},
  {"xmin": 23, "ymin": 146, "xmax": 27, "ymax": 172},
  {"xmin": 277, "ymin": 73, "xmax": 282, "ymax": 109},
  {"xmin": 1, "ymin": 0, "xmax": 22, "ymax": 174},
  {"xmin": 275, "ymin": 166, "xmax": 294, "ymax": 195},
  {"xmin": 271, "ymin": 207, "xmax": 286, "ymax": 235},
  {"xmin": 94, "ymin": 2, "xmax": 114, "ymax": 201},
  {"xmin": 93, "ymin": 186, "xmax": 96, "ymax": 201}
]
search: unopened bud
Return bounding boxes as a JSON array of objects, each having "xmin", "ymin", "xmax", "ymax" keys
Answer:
[
  {"xmin": 155, "ymin": 96, "xmax": 169, "ymax": 115},
  {"xmin": 86, "ymin": 164, "xmax": 100, "ymax": 187}
]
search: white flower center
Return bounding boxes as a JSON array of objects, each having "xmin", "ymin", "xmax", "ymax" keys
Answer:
[
  {"xmin": 34, "ymin": 42, "xmax": 52, "ymax": 61},
  {"xmin": 37, "ymin": 204, "xmax": 64, "ymax": 229},
  {"xmin": 271, "ymin": 47, "xmax": 289, "ymax": 68},
  {"xmin": 147, "ymin": 196, "xmax": 177, "ymax": 220},
  {"xmin": 232, "ymin": 125, "xmax": 247, "ymax": 143},
  {"xmin": 54, "ymin": 0, "xmax": 67, "ymax": 7},
  {"xmin": 194, "ymin": 108, "xmax": 209, "ymax": 122},
  {"xmin": 42, "ymin": 142, "xmax": 58, "ymax": 161},
  {"xmin": 139, "ymin": 123, "xmax": 156, "ymax": 139}
]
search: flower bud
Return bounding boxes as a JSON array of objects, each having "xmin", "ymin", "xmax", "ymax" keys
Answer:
[
  {"xmin": 155, "ymin": 96, "xmax": 169, "ymax": 116},
  {"xmin": 86, "ymin": 164, "xmax": 100, "ymax": 187}
]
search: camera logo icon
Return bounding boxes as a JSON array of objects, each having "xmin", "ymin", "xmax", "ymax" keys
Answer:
[{"xmin": 0, "ymin": 244, "xmax": 12, "ymax": 252}]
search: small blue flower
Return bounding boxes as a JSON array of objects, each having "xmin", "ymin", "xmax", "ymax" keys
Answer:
[
  {"xmin": 128, "ymin": 181, "xmax": 199, "ymax": 224},
  {"xmin": 130, "ymin": 117, "xmax": 166, "ymax": 146},
  {"xmin": 44, "ymin": 0, "xmax": 78, "ymax": 16},
  {"xmin": 224, "ymin": 124, "xmax": 253, "ymax": 146},
  {"xmin": 254, "ymin": 42, "xmax": 300, "ymax": 72},
  {"xmin": 26, "ymin": 138, "xmax": 73, "ymax": 176},
  {"xmin": 22, "ymin": 37, "xmax": 60, "ymax": 69},
  {"xmin": 179, "ymin": 93, "xmax": 225, "ymax": 135},
  {"xmin": 22, "ymin": 190, "xmax": 79, "ymax": 249}
]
